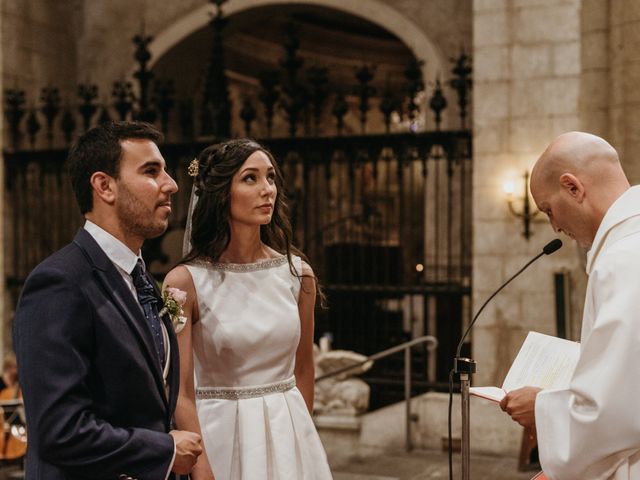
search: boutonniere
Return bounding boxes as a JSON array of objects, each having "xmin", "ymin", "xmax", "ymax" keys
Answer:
[{"xmin": 159, "ymin": 287, "xmax": 187, "ymax": 334}]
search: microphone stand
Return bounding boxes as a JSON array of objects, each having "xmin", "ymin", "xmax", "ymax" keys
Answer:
[
  {"xmin": 454, "ymin": 356, "xmax": 475, "ymax": 480},
  {"xmin": 452, "ymin": 239, "xmax": 562, "ymax": 479}
]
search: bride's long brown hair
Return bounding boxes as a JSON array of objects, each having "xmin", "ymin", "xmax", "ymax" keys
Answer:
[{"xmin": 182, "ymin": 138, "xmax": 325, "ymax": 303}]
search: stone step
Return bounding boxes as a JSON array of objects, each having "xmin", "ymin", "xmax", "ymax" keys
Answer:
[{"xmin": 331, "ymin": 449, "xmax": 537, "ymax": 480}]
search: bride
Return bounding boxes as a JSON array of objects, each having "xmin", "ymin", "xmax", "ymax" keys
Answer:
[{"xmin": 163, "ymin": 139, "xmax": 332, "ymax": 479}]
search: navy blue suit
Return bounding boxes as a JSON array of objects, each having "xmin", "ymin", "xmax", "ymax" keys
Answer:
[{"xmin": 13, "ymin": 229, "xmax": 180, "ymax": 480}]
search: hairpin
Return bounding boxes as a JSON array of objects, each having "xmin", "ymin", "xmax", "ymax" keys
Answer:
[{"xmin": 188, "ymin": 158, "xmax": 199, "ymax": 177}]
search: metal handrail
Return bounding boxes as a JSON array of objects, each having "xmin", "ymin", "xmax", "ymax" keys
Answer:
[{"xmin": 315, "ymin": 335, "xmax": 438, "ymax": 451}]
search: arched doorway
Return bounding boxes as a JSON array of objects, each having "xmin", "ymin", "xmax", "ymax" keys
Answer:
[
  {"xmin": 140, "ymin": 2, "xmax": 473, "ymax": 406},
  {"xmin": 148, "ymin": 2, "xmax": 446, "ymax": 140}
]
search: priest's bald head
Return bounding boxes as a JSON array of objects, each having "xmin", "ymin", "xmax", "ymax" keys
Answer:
[{"xmin": 530, "ymin": 132, "xmax": 630, "ymax": 249}]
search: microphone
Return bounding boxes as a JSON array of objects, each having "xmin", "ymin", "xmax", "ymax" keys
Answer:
[
  {"xmin": 455, "ymin": 238, "xmax": 563, "ymax": 357},
  {"xmin": 542, "ymin": 238, "xmax": 563, "ymax": 255}
]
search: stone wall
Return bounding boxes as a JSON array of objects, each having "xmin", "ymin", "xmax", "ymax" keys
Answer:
[
  {"xmin": 472, "ymin": 0, "xmax": 585, "ymax": 386},
  {"xmin": 579, "ymin": 0, "xmax": 609, "ymax": 137},
  {"xmin": 72, "ymin": 0, "xmax": 472, "ymax": 131},
  {"xmin": 2, "ymin": 0, "xmax": 78, "ymax": 149},
  {"xmin": 608, "ymin": 0, "xmax": 640, "ymax": 182},
  {"xmin": 75, "ymin": 0, "xmax": 204, "ymax": 88}
]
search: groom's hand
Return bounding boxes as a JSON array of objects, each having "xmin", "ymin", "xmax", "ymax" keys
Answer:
[{"xmin": 170, "ymin": 430, "xmax": 203, "ymax": 474}]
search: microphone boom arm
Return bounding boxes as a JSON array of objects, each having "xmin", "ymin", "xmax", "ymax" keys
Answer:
[{"xmin": 455, "ymin": 251, "xmax": 544, "ymax": 357}]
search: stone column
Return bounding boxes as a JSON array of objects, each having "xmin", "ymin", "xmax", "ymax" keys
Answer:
[
  {"xmin": 579, "ymin": 0, "xmax": 609, "ymax": 137},
  {"xmin": 608, "ymin": 0, "xmax": 640, "ymax": 183},
  {"xmin": 472, "ymin": 0, "xmax": 584, "ymax": 385}
]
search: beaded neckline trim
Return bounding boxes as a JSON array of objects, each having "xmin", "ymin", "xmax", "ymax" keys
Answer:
[{"xmin": 191, "ymin": 255, "xmax": 288, "ymax": 272}]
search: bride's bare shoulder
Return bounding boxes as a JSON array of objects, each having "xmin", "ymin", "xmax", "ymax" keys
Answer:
[{"xmin": 163, "ymin": 265, "xmax": 195, "ymax": 291}]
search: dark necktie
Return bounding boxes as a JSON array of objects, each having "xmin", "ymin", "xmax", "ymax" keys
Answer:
[{"xmin": 131, "ymin": 260, "xmax": 165, "ymax": 366}]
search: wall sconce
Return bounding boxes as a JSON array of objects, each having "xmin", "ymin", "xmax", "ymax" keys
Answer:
[{"xmin": 503, "ymin": 171, "xmax": 540, "ymax": 240}]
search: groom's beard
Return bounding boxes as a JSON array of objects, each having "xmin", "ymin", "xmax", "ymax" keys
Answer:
[{"xmin": 116, "ymin": 181, "xmax": 170, "ymax": 241}]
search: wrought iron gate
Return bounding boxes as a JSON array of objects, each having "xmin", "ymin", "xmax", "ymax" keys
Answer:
[
  {"xmin": 4, "ymin": 130, "xmax": 471, "ymax": 408},
  {"xmin": 269, "ymin": 132, "xmax": 472, "ymax": 406}
]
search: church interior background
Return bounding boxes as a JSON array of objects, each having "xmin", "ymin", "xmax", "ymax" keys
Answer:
[{"xmin": 2, "ymin": 0, "xmax": 640, "ymax": 467}]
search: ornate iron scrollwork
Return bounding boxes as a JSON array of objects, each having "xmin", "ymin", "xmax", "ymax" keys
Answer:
[
  {"xmin": 4, "ymin": 89, "xmax": 26, "ymax": 149},
  {"xmin": 332, "ymin": 92, "xmax": 348, "ymax": 136},
  {"xmin": 307, "ymin": 66, "xmax": 329, "ymax": 137},
  {"xmin": 258, "ymin": 70, "xmax": 280, "ymax": 139},
  {"xmin": 201, "ymin": 0, "xmax": 231, "ymax": 138},
  {"xmin": 429, "ymin": 78, "xmax": 447, "ymax": 131},
  {"xmin": 132, "ymin": 30, "xmax": 156, "ymax": 123},
  {"xmin": 450, "ymin": 52, "xmax": 472, "ymax": 129},
  {"xmin": 40, "ymin": 87, "xmax": 60, "ymax": 146},
  {"xmin": 153, "ymin": 80, "xmax": 175, "ymax": 135},
  {"xmin": 404, "ymin": 59, "xmax": 425, "ymax": 128},
  {"xmin": 3, "ymin": 11, "xmax": 471, "ymax": 148},
  {"xmin": 60, "ymin": 107, "xmax": 76, "ymax": 146},
  {"xmin": 78, "ymin": 84, "xmax": 98, "ymax": 132},
  {"xmin": 240, "ymin": 97, "xmax": 257, "ymax": 137},
  {"xmin": 26, "ymin": 109, "xmax": 41, "ymax": 148},
  {"xmin": 112, "ymin": 81, "xmax": 135, "ymax": 121},
  {"xmin": 355, "ymin": 65, "xmax": 376, "ymax": 135},
  {"xmin": 279, "ymin": 21, "xmax": 307, "ymax": 138}
]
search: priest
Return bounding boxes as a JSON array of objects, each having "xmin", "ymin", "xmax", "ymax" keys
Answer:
[{"xmin": 500, "ymin": 132, "xmax": 640, "ymax": 479}]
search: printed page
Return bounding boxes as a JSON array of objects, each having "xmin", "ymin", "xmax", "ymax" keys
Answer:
[
  {"xmin": 468, "ymin": 386, "xmax": 506, "ymax": 403},
  {"xmin": 501, "ymin": 331, "xmax": 580, "ymax": 392},
  {"xmin": 470, "ymin": 331, "xmax": 580, "ymax": 402}
]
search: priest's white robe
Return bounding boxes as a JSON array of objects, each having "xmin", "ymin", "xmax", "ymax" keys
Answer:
[{"xmin": 536, "ymin": 186, "xmax": 640, "ymax": 480}]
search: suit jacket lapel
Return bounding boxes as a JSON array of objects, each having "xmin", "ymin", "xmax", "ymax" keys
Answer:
[
  {"xmin": 160, "ymin": 305, "xmax": 180, "ymax": 426},
  {"xmin": 152, "ymin": 278, "xmax": 180, "ymax": 425},
  {"xmin": 73, "ymin": 229, "xmax": 168, "ymax": 406}
]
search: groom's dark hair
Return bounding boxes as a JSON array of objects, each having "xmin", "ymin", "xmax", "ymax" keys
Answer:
[{"xmin": 67, "ymin": 120, "xmax": 163, "ymax": 214}]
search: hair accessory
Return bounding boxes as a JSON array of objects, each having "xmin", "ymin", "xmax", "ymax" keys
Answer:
[{"xmin": 188, "ymin": 158, "xmax": 199, "ymax": 177}]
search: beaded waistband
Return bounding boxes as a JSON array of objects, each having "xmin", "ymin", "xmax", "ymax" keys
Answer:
[{"xmin": 196, "ymin": 376, "xmax": 296, "ymax": 400}]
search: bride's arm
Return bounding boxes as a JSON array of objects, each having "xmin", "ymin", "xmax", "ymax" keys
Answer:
[
  {"xmin": 163, "ymin": 266, "xmax": 216, "ymax": 480},
  {"xmin": 295, "ymin": 262, "xmax": 318, "ymax": 414}
]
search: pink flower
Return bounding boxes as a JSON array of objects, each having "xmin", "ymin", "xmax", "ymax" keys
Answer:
[
  {"xmin": 160, "ymin": 287, "xmax": 188, "ymax": 334},
  {"xmin": 165, "ymin": 287, "xmax": 187, "ymax": 305}
]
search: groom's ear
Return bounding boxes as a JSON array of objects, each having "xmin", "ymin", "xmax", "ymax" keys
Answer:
[{"xmin": 90, "ymin": 171, "xmax": 117, "ymax": 205}]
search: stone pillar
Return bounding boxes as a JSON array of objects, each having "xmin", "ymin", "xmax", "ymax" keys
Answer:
[
  {"xmin": 579, "ymin": 0, "xmax": 609, "ymax": 137},
  {"xmin": 472, "ymin": 0, "xmax": 584, "ymax": 385},
  {"xmin": 608, "ymin": 0, "xmax": 640, "ymax": 183}
]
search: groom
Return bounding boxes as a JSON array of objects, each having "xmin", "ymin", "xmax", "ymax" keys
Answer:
[{"xmin": 13, "ymin": 121, "xmax": 202, "ymax": 479}]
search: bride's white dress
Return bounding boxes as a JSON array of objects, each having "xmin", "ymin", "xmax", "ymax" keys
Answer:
[{"xmin": 185, "ymin": 255, "xmax": 332, "ymax": 480}]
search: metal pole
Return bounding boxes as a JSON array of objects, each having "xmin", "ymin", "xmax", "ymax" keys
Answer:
[
  {"xmin": 404, "ymin": 346, "xmax": 412, "ymax": 452},
  {"xmin": 460, "ymin": 372, "xmax": 470, "ymax": 480},
  {"xmin": 454, "ymin": 356, "xmax": 475, "ymax": 480}
]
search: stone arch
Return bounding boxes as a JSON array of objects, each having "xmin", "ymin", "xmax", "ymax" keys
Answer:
[{"xmin": 148, "ymin": 0, "xmax": 444, "ymax": 88}]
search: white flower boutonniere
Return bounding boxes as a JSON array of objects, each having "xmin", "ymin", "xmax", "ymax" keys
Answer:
[{"xmin": 159, "ymin": 286, "xmax": 188, "ymax": 334}]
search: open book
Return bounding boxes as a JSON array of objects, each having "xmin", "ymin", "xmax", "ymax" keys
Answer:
[{"xmin": 469, "ymin": 331, "xmax": 580, "ymax": 403}]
